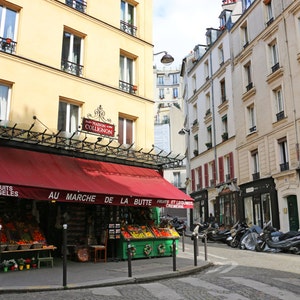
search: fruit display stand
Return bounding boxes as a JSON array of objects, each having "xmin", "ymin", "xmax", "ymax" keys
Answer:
[{"xmin": 118, "ymin": 225, "xmax": 179, "ymax": 260}]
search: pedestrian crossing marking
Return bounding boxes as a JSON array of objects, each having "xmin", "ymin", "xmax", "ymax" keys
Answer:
[
  {"xmin": 224, "ymin": 276, "xmax": 300, "ymax": 300},
  {"xmin": 140, "ymin": 282, "xmax": 184, "ymax": 300}
]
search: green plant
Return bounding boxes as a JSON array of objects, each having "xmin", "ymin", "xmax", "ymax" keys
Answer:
[{"xmin": 17, "ymin": 258, "xmax": 25, "ymax": 265}]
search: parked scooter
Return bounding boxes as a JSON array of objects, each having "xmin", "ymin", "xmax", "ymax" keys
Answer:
[
  {"xmin": 255, "ymin": 221, "xmax": 300, "ymax": 254},
  {"xmin": 170, "ymin": 217, "xmax": 186, "ymax": 236},
  {"xmin": 226, "ymin": 221, "xmax": 249, "ymax": 248},
  {"xmin": 204, "ymin": 223, "xmax": 231, "ymax": 244},
  {"xmin": 240, "ymin": 224, "xmax": 262, "ymax": 250}
]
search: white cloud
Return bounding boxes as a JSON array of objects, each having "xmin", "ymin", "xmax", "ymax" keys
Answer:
[{"xmin": 153, "ymin": 0, "xmax": 222, "ymax": 69}]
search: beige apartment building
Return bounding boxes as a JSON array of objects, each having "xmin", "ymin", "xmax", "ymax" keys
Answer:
[
  {"xmin": 0, "ymin": 0, "xmax": 192, "ymax": 261},
  {"xmin": 232, "ymin": 0, "xmax": 300, "ymax": 232},
  {"xmin": 181, "ymin": 0, "xmax": 299, "ymax": 232}
]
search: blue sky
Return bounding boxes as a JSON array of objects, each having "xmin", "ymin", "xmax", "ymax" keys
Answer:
[{"xmin": 153, "ymin": 0, "xmax": 222, "ymax": 68}]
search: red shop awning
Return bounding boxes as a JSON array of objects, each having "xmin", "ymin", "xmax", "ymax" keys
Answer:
[{"xmin": 0, "ymin": 146, "xmax": 193, "ymax": 208}]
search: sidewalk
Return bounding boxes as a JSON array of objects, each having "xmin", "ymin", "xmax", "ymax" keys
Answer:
[{"xmin": 0, "ymin": 238, "xmax": 213, "ymax": 293}]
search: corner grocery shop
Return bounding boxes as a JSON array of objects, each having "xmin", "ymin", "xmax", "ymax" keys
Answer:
[{"xmin": 0, "ymin": 123, "xmax": 193, "ymax": 262}]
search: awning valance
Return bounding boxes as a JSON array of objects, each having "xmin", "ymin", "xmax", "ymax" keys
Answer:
[{"xmin": 0, "ymin": 146, "xmax": 193, "ymax": 208}]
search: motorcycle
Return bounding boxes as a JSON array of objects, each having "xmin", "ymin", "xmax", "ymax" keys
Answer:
[
  {"xmin": 240, "ymin": 224, "xmax": 262, "ymax": 250},
  {"xmin": 203, "ymin": 223, "xmax": 231, "ymax": 244},
  {"xmin": 226, "ymin": 221, "xmax": 249, "ymax": 248},
  {"xmin": 255, "ymin": 221, "xmax": 300, "ymax": 254},
  {"xmin": 170, "ymin": 217, "xmax": 186, "ymax": 235}
]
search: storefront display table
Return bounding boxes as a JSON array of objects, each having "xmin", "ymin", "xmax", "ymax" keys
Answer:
[
  {"xmin": 1, "ymin": 246, "xmax": 57, "ymax": 268},
  {"xmin": 89, "ymin": 245, "xmax": 107, "ymax": 263}
]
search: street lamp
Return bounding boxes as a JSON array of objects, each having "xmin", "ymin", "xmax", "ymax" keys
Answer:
[
  {"xmin": 178, "ymin": 128, "xmax": 190, "ymax": 135},
  {"xmin": 154, "ymin": 51, "xmax": 174, "ymax": 66}
]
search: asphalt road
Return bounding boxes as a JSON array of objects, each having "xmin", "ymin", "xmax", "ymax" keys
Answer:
[{"xmin": 1, "ymin": 242, "xmax": 299, "ymax": 299}]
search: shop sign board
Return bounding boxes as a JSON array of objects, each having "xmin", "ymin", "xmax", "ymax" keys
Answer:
[
  {"xmin": 82, "ymin": 117, "xmax": 115, "ymax": 137},
  {"xmin": 1, "ymin": 185, "xmax": 194, "ymax": 209}
]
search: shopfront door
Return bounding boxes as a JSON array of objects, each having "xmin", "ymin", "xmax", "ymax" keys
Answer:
[{"xmin": 287, "ymin": 195, "xmax": 299, "ymax": 231}]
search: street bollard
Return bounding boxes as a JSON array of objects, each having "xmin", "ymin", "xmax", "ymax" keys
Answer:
[
  {"xmin": 182, "ymin": 230, "xmax": 185, "ymax": 252},
  {"xmin": 204, "ymin": 233, "xmax": 208, "ymax": 261},
  {"xmin": 62, "ymin": 224, "xmax": 68, "ymax": 288},
  {"xmin": 172, "ymin": 239, "xmax": 176, "ymax": 271},
  {"xmin": 127, "ymin": 239, "xmax": 132, "ymax": 277},
  {"xmin": 193, "ymin": 233, "xmax": 198, "ymax": 266}
]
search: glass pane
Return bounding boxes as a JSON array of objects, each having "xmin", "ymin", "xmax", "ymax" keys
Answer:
[
  {"xmin": 262, "ymin": 193, "xmax": 271, "ymax": 224},
  {"xmin": 58, "ymin": 102, "xmax": 67, "ymax": 131},
  {"xmin": 4, "ymin": 8, "xmax": 16, "ymax": 39},
  {"xmin": 62, "ymin": 32, "xmax": 71, "ymax": 60},
  {"xmin": 127, "ymin": 4, "xmax": 134, "ymax": 24},
  {"xmin": 73, "ymin": 35, "xmax": 81, "ymax": 64},
  {"xmin": 0, "ymin": 84, "xmax": 9, "ymax": 120},
  {"xmin": 69, "ymin": 104, "xmax": 79, "ymax": 133},
  {"xmin": 120, "ymin": 1, "xmax": 125, "ymax": 21},
  {"xmin": 244, "ymin": 197, "xmax": 253, "ymax": 225}
]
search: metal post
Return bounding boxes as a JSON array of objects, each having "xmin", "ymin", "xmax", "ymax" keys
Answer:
[
  {"xmin": 62, "ymin": 224, "xmax": 67, "ymax": 288},
  {"xmin": 172, "ymin": 239, "xmax": 176, "ymax": 271},
  {"xmin": 0, "ymin": 224, "xmax": 2, "ymax": 262},
  {"xmin": 193, "ymin": 233, "xmax": 198, "ymax": 266},
  {"xmin": 204, "ymin": 233, "xmax": 208, "ymax": 261},
  {"xmin": 127, "ymin": 239, "xmax": 132, "ymax": 277},
  {"xmin": 182, "ymin": 230, "xmax": 185, "ymax": 252}
]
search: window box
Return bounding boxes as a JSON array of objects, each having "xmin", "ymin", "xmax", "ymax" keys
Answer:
[{"xmin": 193, "ymin": 149, "xmax": 199, "ymax": 156}]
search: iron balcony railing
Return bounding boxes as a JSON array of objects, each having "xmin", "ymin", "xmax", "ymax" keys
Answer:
[
  {"xmin": 120, "ymin": 20, "xmax": 137, "ymax": 36},
  {"xmin": 61, "ymin": 59, "xmax": 83, "ymax": 76},
  {"xmin": 66, "ymin": 0, "xmax": 87, "ymax": 13},
  {"xmin": 0, "ymin": 37, "xmax": 17, "ymax": 54},
  {"xmin": 119, "ymin": 80, "xmax": 137, "ymax": 94}
]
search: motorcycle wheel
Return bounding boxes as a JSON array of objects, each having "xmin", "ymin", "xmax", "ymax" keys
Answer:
[
  {"xmin": 255, "ymin": 243, "xmax": 264, "ymax": 252},
  {"xmin": 230, "ymin": 239, "xmax": 239, "ymax": 248}
]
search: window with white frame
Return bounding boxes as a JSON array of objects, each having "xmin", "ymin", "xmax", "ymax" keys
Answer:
[
  {"xmin": 244, "ymin": 62, "xmax": 253, "ymax": 91},
  {"xmin": 118, "ymin": 116, "xmax": 134, "ymax": 145},
  {"xmin": 251, "ymin": 149, "xmax": 259, "ymax": 179},
  {"xmin": 241, "ymin": 22, "xmax": 249, "ymax": 48},
  {"xmin": 57, "ymin": 101, "xmax": 80, "ymax": 133},
  {"xmin": 171, "ymin": 73, "xmax": 178, "ymax": 84},
  {"xmin": 207, "ymin": 126, "xmax": 212, "ymax": 145},
  {"xmin": 222, "ymin": 115, "xmax": 228, "ymax": 138},
  {"xmin": 269, "ymin": 40, "xmax": 279, "ymax": 73},
  {"xmin": 173, "ymin": 172, "xmax": 181, "ymax": 188},
  {"xmin": 157, "ymin": 75, "xmax": 164, "ymax": 85},
  {"xmin": 0, "ymin": 83, "xmax": 10, "ymax": 121},
  {"xmin": 120, "ymin": 1, "xmax": 136, "ymax": 36},
  {"xmin": 204, "ymin": 60, "xmax": 209, "ymax": 80},
  {"xmin": 266, "ymin": 2, "xmax": 273, "ymax": 26},
  {"xmin": 61, "ymin": 31, "xmax": 83, "ymax": 76},
  {"xmin": 220, "ymin": 79, "xmax": 226, "ymax": 103},
  {"xmin": 247, "ymin": 105, "xmax": 256, "ymax": 133},
  {"xmin": 66, "ymin": 0, "xmax": 86, "ymax": 13},
  {"xmin": 205, "ymin": 93, "xmax": 211, "ymax": 115},
  {"xmin": 0, "ymin": 4, "xmax": 18, "ymax": 53},
  {"xmin": 119, "ymin": 54, "xmax": 134, "ymax": 93},
  {"xmin": 218, "ymin": 45, "xmax": 224, "ymax": 65},
  {"xmin": 274, "ymin": 87, "xmax": 284, "ymax": 121},
  {"xmin": 159, "ymin": 88, "xmax": 164, "ymax": 99},
  {"xmin": 278, "ymin": 137, "xmax": 289, "ymax": 171},
  {"xmin": 224, "ymin": 155, "xmax": 230, "ymax": 181},
  {"xmin": 173, "ymin": 87, "xmax": 178, "ymax": 98}
]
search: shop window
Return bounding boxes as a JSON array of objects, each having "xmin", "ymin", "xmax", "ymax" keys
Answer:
[
  {"xmin": 219, "ymin": 194, "xmax": 237, "ymax": 227},
  {"xmin": 0, "ymin": 4, "xmax": 18, "ymax": 54},
  {"xmin": 244, "ymin": 197, "xmax": 254, "ymax": 225},
  {"xmin": 0, "ymin": 83, "xmax": 10, "ymax": 121},
  {"xmin": 61, "ymin": 30, "xmax": 84, "ymax": 76},
  {"xmin": 118, "ymin": 116, "xmax": 134, "ymax": 145},
  {"xmin": 120, "ymin": 1, "xmax": 137, "ymax": 36},
  {"xmin": 57, "ymin": 101, "xmax": 80, "ymax": 133}
]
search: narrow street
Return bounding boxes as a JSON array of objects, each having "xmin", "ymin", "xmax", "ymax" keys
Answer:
[{"xmin": 1, "ymin": 241, "xmax": 299, "ymax": 299}]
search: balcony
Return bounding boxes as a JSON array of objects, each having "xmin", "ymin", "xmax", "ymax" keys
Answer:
[
  {"xmin": 222, "ymin": 132, "xmax": 228, "ymax": 141},
  {"xmin": 271, "ymin": 62, "xmax": 280, "ymax": 73},
  {"xmin": 119, "ymin": 80, "xmax": 137, "ymax": 94},
  {"xmin": 61, "ymin": 59, "xmax": 83, "ymax": 76},
  {"xmin": 193, "ymin": 149, "xmax": 199, "ymax": 157},
  {"xmin": 66, "ymin": 0, "xmax": 87, "ymax": 13},
  {"xmin": 120, "ymin": 20, "xmax": 137, "ymax": 36},
  {"xmin": 276, "ymin": 110, "xmax": 285, "ymax": 121},
  {"xmin": 280, "ymin": 162, "xmax": 289, "ymax": 172},
  {"xmin": 0, "ymin": 37, "xmax": 17, "ymax": 54},
  {"xmin": 266, "ymin": 17, "xmax": 274, "ymax": 27},
  {"xmin": 205, "ymin": 142, "xmax": 212, "ymax": 149},
  {"xmin": 252, "ymin": 172, "xmax": 260, "ymax": 180},
  {"xmin": 246, "ymin": 82, "xmax": 253, "ymax": 92}
]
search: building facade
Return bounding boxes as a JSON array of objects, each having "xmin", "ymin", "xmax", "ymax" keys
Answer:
[{"xmin": 181, "ymin": 0, "xmax": 300, "ymax": 232}]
